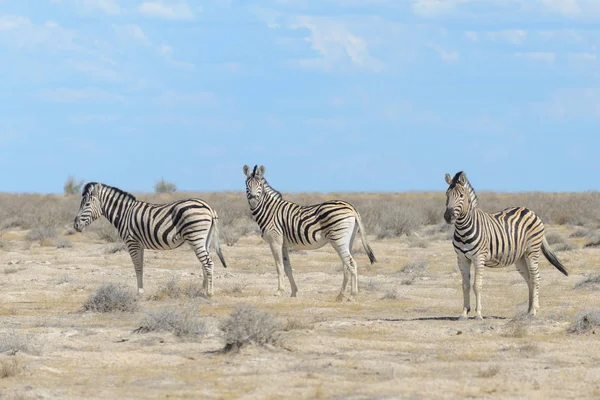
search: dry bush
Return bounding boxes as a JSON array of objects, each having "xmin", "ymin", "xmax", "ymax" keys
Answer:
[
  {"xmin": 0, "ymin": 357, "xmax": 21, "ymax": 379},
  {"xmin": 0, "ymin": 331, "xmax": 34, "ymax": 355},
  {"xmin": 135, "ymin": 308, "xmax": 205, "ymax": 338},
  {"xmin": 477, "ymin": 365, "xmax": 500, "ymax": 378},
  {"xmin": 360, "ymin": 279, "xmax": 382, "ymax": 292},
  {"xmin": 518, "ymin": 343, "xmax": 540, "ymax": 356},
  {"xmin": 25, "ymin": 226, "xmax": 57, "ymax": 244},
  {"xmin": 4, "ymin": 267, "xmax": 25, "ymax": 275},
  {"xmin": 569, "ymin": 228, "xmax": 598, "ymax": 239},
  {"xmin": 400, "ymin": 260, "xmax": 428, "ymax": 276},
  {"xmin": 502, "ymin": 321, "xmax": 528, "ymax": 338},
  {"xmin": 221, "ymin": 222, "xmax": 256, "ymax": 247},
  {"xmin": 545, "ymin": 232, "xmax": 577, "ymax": 252},
  {"xmin": 574, "ymin": 274, "xmax": 600, "ymax": 290},
  {"xmin": 106, "ymin": 243, "xmax": 127, "ymax": 254},
  {"xmin": 83, "ymin": 283, "xmax": 138, "ymax": 313},
  {"xmin": 221, "ymin": 305, "xmax": 281, "ymax": 352},
  {"xmin": 568, "ymin": 309, "xmax": 600, "ymax": 334},
  {"xmin": 64, "ymin": 176, "xmax": 84, "ymax": 195},
  {"xmin": 154, "ymin": 178, "xmax": 177, "ymax": 194},
  {"xmin": 283, "ymin": 316, "xmax": 314, "ymax": 331},
  {"xmin": 96, "ymin": 224, "xmax": 121, "ymax": 243},
  {"xmin": 381, "ymin": 287, "xmax": 398, "ymax": 300},
  {"xmin": 56, "ymin": 238, "xmax": 72, "ymax": 249},
  {"xmin": 150, "ymin": 277, "xmax": 208, "ymax": 301},
  {"xmin": 222, "ymin": 283, "xmax": 248, "ymax": 295}
]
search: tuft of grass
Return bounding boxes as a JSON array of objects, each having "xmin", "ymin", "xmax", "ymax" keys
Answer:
[
  {"xmin": 150, "ymin": 277, "xmax": 208, "ymax": 301},
  {"xmin": 135, "ymin": 308, "xmax": 205, "ymax": 338},
  {"xmin": 502, "ymin": 320, "xmax": 528, "ymax": 338},
  {"xmin": 0, "ymin": 331, "xmax": 34, "ymax": 355},
  {"xmin": 400, "ymin": 260, "xmax": 428, "ymax": 275},
  {"xmin": 518, "ymin": 343, "xmax": 540, "ymax": 356},
  {"xmin": 381, "ymin": 287, "xmax": 398, "ymax": 300},
  {"xmin": 400, "ymin": 277, "xmax": 415, "ymax": 286},
  {"xmin": 574, "ymin": 274, "xmax": 600, "ymax": 290},
  {"xmin": 569, "ymin": 228, "xmax": 597, "ymax": 238},
  {"xmin": 3, "ymin": 266, "xmax": 25, "ymax": 275},
  {"xmin": 25, "ymin": 226, "xmax": 57, "ymax": 244},
  {"xmin": 0, "ymin": 357, "xmax": 21, "ymax": 379},
  {"xmin": 546, "ymin": 232, "xmax": 577, "ymax": 251},
  {"xmin": 222, "ymin": 283, "xmax": 248, "ymax": 296},
  {"xmin": 82, "ymin": 283, "xmax": 138, "ymax": 313},
  {"xmin": 56, "ymin": 275, "xmax": 71, "ymax": 285},
  {"xmin": 56, "ymin": 238, "xmax": 72, "ymax": 249},
  {"xmin": 106, "ymin": 243, "xmax": 127, "ymax": 254},
  {"xmin": 221, "ymin": 305, "xmax": 281, "ymax": 352},
  {"xmin": 154, "ymin": 178, "xmax": 177, "ymax": 194},
  {"xmin": 477, "ymin": 365, "xmax": 500, "ymax": 378},
  {"xmin": 360, "ymin": 279, "xmax": 381, "ymax": 293},
  {"xmin": 568, "ymin": 309, "xmax": 600, "ymax": 334},
  {"xmin": 283, "ymin": 317, "xmax": 314, "ymax": 331}
]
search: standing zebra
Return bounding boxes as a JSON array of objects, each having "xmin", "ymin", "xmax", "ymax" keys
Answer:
[
  {"xmin": 243, "ymin": 165, "xmax": 376, "ymax": 301},
  {"xmin": 444, "ymin": 171, "xmax": 568, "ymax": 320},
  {"xmin": 73, "ymin": 182, "xmax": 227, "ymax": 296}
]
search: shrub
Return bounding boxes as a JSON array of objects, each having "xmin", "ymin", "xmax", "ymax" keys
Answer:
[
  {"xmin": 0, "ymin": 331, "xmax": 33, "ymax": 355},
  {"xmin": 25, "ymin": 226, "xmax": 57, "ymax": 243},
  {"xmin": 477, "ymin": 365, "xmax": 500, "ymax": 378},
  {"xmin": 221, "ymin": 305, "xmax": 281, "ymax": 351},
  {"xmin": 56, "ymin": 239, "xmax": 72, "ymax": 249},
  {"xmin": 150, "ymin": 277, "xmax": 208, "ymax": 301},
  {"xmin": 283, "ymin": 317, "xmax": 314, "ymax": 331},
  {"xmin": 82, "ymin": 283, "xmax": 138, "ymax": 313},
  {"xmin": 574, "ymin": 274, "xmax": 600, "ymax": 290},
  {"xmin": 545, "ymin": 232, "xmax": 577, "ymax": 251},
  {"xmin": 400, "ymin": 260, "xmax": 428, "ymax": 276},
  {"xmin": 568, "ymin": 309, "xmax": 600, "ymax": 334},
  {"xmin": 106, "ymin": 243, "xmax": 127, "ymax": 254},
  {"xmin": 64, "ymin": 176, "xmax": 85, "ymax": 195},
  {"xmin": 96, "ymin": 224, "xmax": 121, "ymax": 243},
  {"xmin": 381, "ymin": 287, "xmax": 398, "ymax": 300},
  {"xmin": 154, "ymin": 178, "xmax": 177, "ymax": 194},
  {"xmin": 135, "ymin": 308, "xmax": 205, "ymax": 338},
  {"xmin": 0, "ymin": 357, "xmax": 21, "ymax": 379}
]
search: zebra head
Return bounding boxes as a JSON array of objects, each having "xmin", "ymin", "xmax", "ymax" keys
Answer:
[
  {"xmin": 74, "ymin": 182, "xmax": 103, "ymax": 232},
  {"xmin": 243, "ymin": 164, "xmax": 265, "ymax": 209},
  {"xmin": 444, "ymin": 171, "xmax": 471, "ymax": 224}
]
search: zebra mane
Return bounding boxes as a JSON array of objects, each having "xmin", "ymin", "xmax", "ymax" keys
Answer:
[
  {"xmin": 262, "ymin": 179, "xmax": 283, "ymax": 200},
  {"xmin": 450, "ymin": 171, "xmax": 478, "ymax": 208},
  {"xmin": 84, "ymin": 182, "xmax": 137, "ymax": 201}
]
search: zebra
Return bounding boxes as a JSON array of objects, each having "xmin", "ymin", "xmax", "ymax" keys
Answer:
[
  {"xmin": 243, "ymin": 164, "xmax": 376, "ymax": 301},
  {"xmin": 73, "ymin": 182, "xmax": 227, "ymax": 296},
  {"xmin": 444, "ymin": 171, "xmax": 568, "ymax": 320}
]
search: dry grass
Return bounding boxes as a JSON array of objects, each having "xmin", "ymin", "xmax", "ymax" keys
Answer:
[
  {"xmin": 135, "ymin": 308, "xmax": 205, "ymax": 338},
  {"xmin": 221, "ymin": 305, "xmax": 281, "ymax": 352},
  {"xmin": 568, "ymin": 309, "xmax": 600, "ymax": 334},
  {"xmin": 82, "ymin": 283, "xmax": 138, "ymax": 313},
  {"xmin": 0, "ymin": 357, "xmax": 21, "ymax": 379},
  {"xmin": 574, "ymin": 274, "xmax": 600, "ymax": 290},
  {"xmin": 477, "ymin": 365, "xmax": 500, "ymax": 378}
]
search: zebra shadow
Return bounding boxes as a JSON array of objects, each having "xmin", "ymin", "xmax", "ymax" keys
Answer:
[{"xmin": 369, "ymin": 316, "xmax": 507, "ymax": 322}]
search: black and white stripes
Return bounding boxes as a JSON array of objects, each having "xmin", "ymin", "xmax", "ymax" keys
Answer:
[
  {"xmin": 444, "ymin": 171, "xmax": 568, "ymax": 319},
  {"xmin": 243, "ymin": 165, "xmax": 376, "ymax": 300},
  {"xmin": 73, "ymin": 182, "xmax": 227, "ymax": 296}
]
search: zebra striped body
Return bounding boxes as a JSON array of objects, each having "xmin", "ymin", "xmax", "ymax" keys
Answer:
[
  {"xmin": 73, "ymin": 183, "xmax": 227, "ymax": 296},
  {"xmin": 243, "ymin": 165, "xmax": 376, "ymax": 300},
  {"xmin": 444, "ymin": 171, "xmax": 568, "ymax": 319}
]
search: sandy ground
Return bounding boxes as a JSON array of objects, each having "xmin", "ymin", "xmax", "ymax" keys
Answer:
[{"xmin": 0, "ymin": 226, "xmax": 599, "ymax": 400}]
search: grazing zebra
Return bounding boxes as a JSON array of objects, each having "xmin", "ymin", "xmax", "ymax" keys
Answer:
[
  {"xmin": 444, "ymin": 171, "xmax": 568, "ymax": 320},
  {"xmin": 73, "ymin": 182, "xmax": 227, "ymax": 296},
  {"xmin": 243, "ymin": 165, "xmax": 376, "ymax": 301}
]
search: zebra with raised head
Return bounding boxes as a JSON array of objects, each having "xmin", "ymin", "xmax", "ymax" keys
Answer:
[
  {"xmin": 73, "ymin": 182, "xmax": 227, "ymax": 296},
  {"xmin": 444, "ymin": 171, "xmax": 568, "ymax": 320},
  {"xmin": 243, "ymin": 165, "xmax": 376, "ymax": 301}
]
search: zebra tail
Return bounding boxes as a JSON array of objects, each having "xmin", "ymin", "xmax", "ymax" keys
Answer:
[
  {"xmin": 541, "ymin": 236, "xmax": 568, "ymax": 276},
  {"xmin": 212, "ymin": 215, "xmax": 228, "ymax": 269},
  {"xmin": 355, "ymin": 211, "xmax": 376, "ymax": 264}
]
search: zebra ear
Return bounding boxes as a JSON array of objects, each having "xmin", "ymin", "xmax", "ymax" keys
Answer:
[
  {"xmin": 445, "ymin": 173, "xmax": 452, "ymax": 185},
  {"xmin": 457, "ymin": 172, "xmax": 467, "ymax": 185},
  {"xmin": 243, "ymin": 165, "xmax": 252, "ymax": 178},
  {"xmin": 256, "ymin": 165, "xmax": 266, "ymax": 178}
]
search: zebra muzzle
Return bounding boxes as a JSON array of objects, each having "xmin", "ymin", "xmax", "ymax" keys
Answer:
[{"xmin": 444, "ymin": 208, "xmax": 455, "ymax": 224}]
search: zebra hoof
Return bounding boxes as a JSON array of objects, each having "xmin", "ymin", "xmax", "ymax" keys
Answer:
[
  {"xmin": 458, "ymin": 314, "xmax": 469, "ymax": 321},
  {"xmin": 290, "ymin": 293, "xmax": 297, "ymax": 298},
  {"xmin": 274, "ymin": 290, "xmax": 283, "ymax": 297},
  {"xmin": 335, "ymin": 293, "xmax": 345, "ymax": 302},
  {"xmin": 475, "ymin": 314, "xmax": 484, "ymax": 321}
]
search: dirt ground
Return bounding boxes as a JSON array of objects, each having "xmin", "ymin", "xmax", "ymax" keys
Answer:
[{"xmin": 0, "ymin": 225, "xmax": 599, "ymax": 400}]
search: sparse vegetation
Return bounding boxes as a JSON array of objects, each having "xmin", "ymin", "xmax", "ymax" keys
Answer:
[
  {"xmin": 154, "ymin": 178, "xmax": 177, "ymax": 194},
  {"xmin": 56, "ymin": 238, "xmax": 72, "ymax": 248},
  {"xmin": 135, "ymin": 308, "xmax": 205, "ymax": 338},
  {"xmin": 283, "ymin": 317, "xmax": 314, "ymax": 331},
  {"xmin": 574, "ymin": 274, "xmax": 600, "ymax": 290},
  {"xmin": 82, "ymin": 283, "xmax": 138, "ymax": 313},
  {"xmin": 64, "ymin": 176, "xmax": 85, "ymax": 196},
  {"xmin": 381, "ymin": 287, "xmax": 398, "ymax": 300},
  {"xmin": 568, "ymin": 309, "xmax": 600, "ymax": 334},
  {"xmin": 477, "ymin": 365, "xmax": 500, "ymax": 378},
  {"xmin": 0, "ymin": 331, "xmax": 33, "ymax": 355},
  {"xmin": 150, "ymin": 277, "xmax": 208, "ymax": 301},
  {"xmin": 221, "ymin": 305, "xmax": 281, "ymax": 352},
  {"xmin": 106, "ymin": 243, "xmax": 127, "ymax": 254},
  {"xmin": 400, "ymin": 260, "xmax": 428, "ymax": 276},
  {"xmin": 25, "ymin": 226, "xmax": 57, "ymax": 244},
  {"xmin": 96, "ymin": 224, "xmax": 121, "ymax": 243},
  {"xmin": 546, "ymin": 232, "xmax": 577, "ymax": 251},
  {"xmin": 0, "ymin": 357, "xmax": 21, "ymax": 379}
]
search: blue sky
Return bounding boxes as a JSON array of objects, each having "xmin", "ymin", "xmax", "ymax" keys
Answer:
[{"xmin": 0, "ymin": 0, "xmax": 598, "ymax": 193}]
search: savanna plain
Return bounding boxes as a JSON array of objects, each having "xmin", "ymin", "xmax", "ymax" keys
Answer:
[{"xmin": 1, "ymin": 190, "xmax": 600, "ymax": 399}]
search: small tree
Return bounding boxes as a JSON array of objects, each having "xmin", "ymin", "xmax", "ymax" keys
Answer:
[
  {"xmin": 64, "ymin": 176, "xmax": 84, "ymax": 195},
  {"xmin": 154, "ymin": 178, "xmax": 177, "ymax": 194}
]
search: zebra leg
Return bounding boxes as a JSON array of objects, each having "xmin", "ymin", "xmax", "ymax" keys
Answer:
[
  {"xmin": 516, "ymin": 258, "xmax": 533, "ymax": 314},
  {"xmin": 333, "ymin": 240, "xmax": 358, "ymax": 301},
  {"xmin": 190, "ymin": 242, "xmax": 215, "ymax": 297},
  {"xmin": 282, "ymin": 246, "xmax": 298, "ymax": 297},
  {"xmin": 472, "ymin": 260, "xmax": 485, "ymax": 320},
  {"xmin": 127, "ymin": 242, "xmax": 145, "ymax": 295},
  {"xmin": 458, "ymin": 257, "xmax": 472, "ymax": 320},
  {"xmin": 267, "ymin": 239, "xmax": 286, "ymax": 296},
  {"xmin": 525, "ymin": 253, "xmax": 541, "ymax": 316}
]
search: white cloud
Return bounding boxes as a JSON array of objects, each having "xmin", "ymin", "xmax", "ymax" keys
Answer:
[
  {"xmin": 487, "ymin": 29, "xmax": 527, "ymax": 45},
  {"xmin": 412, "ymin": 0, "xmax": 469, "ymax": 17},
  {"xmin": 538, "ymin": 0, "xmax": 581, "ymax": 16},
  {"xmin": 157, "ymin": 43, "xmax": 195, "ymax": 70},
  {"xmin": 289, "ymin": 15, "xmax": 384, "ymax": 72},
  {"xmin": 113, "ymin": 24, "xmax": 151, "ymax": 46},
  {"xmin": 38, "ymin": 87, "xmax": 124, "ymax": 103},
  {"xmin": 44, "ymin": 20, "xmax": 59, "ymax": 29},
  {"xmin": 568, "ymin": 52, "xmax": 597, "ymax": 62},
  {"xmin": 138, "ymin": 1, "xmax": 195, "ymax": 20},
  {"xmin": 531, "ymin": 88, "xmax": 600, "ymax": 120},
  {"xmin": 53, "ymin": 0, "xmax": 121, "ymax": 15},
  {"xmin": 428, "ymin": 43, "xmax": 459, "ymax": 63},
  {"xmin": 515, "ymin": 51, "xmax": 556, "ymax": 63},
  {"xmin": 0, "ymin": 15, "xmax": 30, "ymax": 31},
  {"xmin": 464, "ymin": 31, "xmax": 478, "ymax": 42}
]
